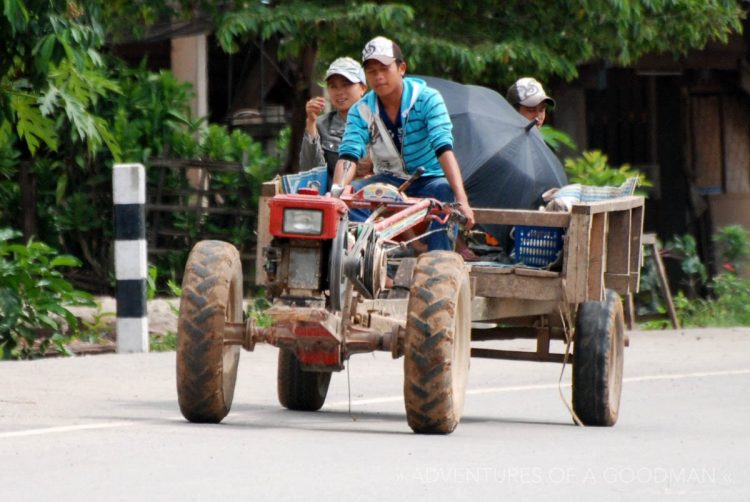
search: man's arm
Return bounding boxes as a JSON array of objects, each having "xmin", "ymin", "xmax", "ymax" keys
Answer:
[
  {"xmin": 439, "ymin": 150, "xmax": 475, "ymax": 229},
  {"xmin": 333, "ymin": 99, "xmax": 369, "ymax": 188},
  {"xmin": 332, "ymin": 158, "xmax": 357, "ymax": 187}
]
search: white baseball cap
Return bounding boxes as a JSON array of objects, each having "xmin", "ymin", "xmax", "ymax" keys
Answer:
[
  {"xmin": 324, "ymin": 57, "xmax": 366, "ymax": 84},
  {"xmin": 506, "ymin": 77, "xmax": 556, "ymax": 108},
  {"xmin": 361, "ymin": 36, "xmax": 404, "ymax": 65}
]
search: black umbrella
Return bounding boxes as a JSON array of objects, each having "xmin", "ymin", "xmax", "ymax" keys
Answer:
[{"xmin": 420, "ymin": 76, "xmax": 567, "ymax": 248}]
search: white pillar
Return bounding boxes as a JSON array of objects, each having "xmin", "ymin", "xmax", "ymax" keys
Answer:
[{"xmin": 113, "ymin": 163, "xmax": 149, "ymax": 353}]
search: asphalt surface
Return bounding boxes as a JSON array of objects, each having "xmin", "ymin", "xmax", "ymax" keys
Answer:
[{"xmin": 1, "ymin": 327, "xmax": 749, "ymax": 501}]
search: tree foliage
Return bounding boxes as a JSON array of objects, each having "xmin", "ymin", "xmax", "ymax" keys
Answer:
[
  {"xmin": 205, "ymin": 1, "xmax": 744, "ymax": 87},
  {"xmin": 3, "ymin": 0, "xmax": 743, "ymax": 162},
  {"xmin": 154, "ymin": 0, "xmax": 744, "ymax": 169},
  {"xmin": 88, "ymin": 1, "xmax": 745, "ymax": 171},
  {"xmin": 1, "ymin": 2, "xmax": 285, "ymax": 291},
  {"xmin": 1, "ymin": 0, "xmax": 120, "ymax": 157}
]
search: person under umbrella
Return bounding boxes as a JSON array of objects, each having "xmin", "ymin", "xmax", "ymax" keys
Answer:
[
  {"xmin": 457, "ymin": 76, "xmax": 558, "ymax": 258},
  {"xmin": 506, "ymin": 77, "xmax": 556, "ymax": 128},
  {"xmin": 421, "ymin": 76, "xmax": 567, "ymax": 251}
]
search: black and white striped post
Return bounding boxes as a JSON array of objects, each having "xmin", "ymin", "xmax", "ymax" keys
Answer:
[{"xmin": 113, "ymin": 163, "xmax": 149, "ymax": 353}]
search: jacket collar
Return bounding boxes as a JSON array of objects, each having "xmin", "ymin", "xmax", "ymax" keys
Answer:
[{"xmin": 365, "ymin": 76, "xmax": 426, "ymax": 120}]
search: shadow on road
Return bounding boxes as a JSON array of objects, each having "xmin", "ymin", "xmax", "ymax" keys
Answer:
[{"xmin": 89, "ymin": 398, "xmax": 574, "ymax": 435}]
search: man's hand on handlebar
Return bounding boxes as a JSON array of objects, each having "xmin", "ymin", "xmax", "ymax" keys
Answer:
[
  {"xmin": 450, "ymin": 202, "xmax": 474, "ymax": 229},
  {"xmin": 456, "ymin": 202, "xmax": 475, "ymax": 229}
]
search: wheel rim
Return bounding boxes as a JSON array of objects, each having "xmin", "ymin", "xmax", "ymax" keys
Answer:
[
  {"xmin": 607, "ymin": 306, "xmax": 624, "ymax": 416},
  {"xmin": 329, "ymin": 217, "xmax": 348, "ymax": 311},
  {"xmin": 222, "ymin": 273, "xmax": 241, "ymax": 405},
  {"xmin": 451, "ymin": 281, "xmax": 471, "ymax": 418}
]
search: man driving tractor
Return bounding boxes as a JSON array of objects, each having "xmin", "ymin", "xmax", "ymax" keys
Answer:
[{"xmin": 331, "ymin": 36, "xmax": 475, "ymax": 251}]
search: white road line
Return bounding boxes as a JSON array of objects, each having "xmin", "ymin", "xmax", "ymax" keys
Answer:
[
  {"xmin": 4, "ymin": 368, "xmax": 750, "ymax": 437},
  {"xmin": 624, "ymin": 368, "xmax": 750, "ymax": 382},
  {"xmin": 0, "ymin": 421, "xmax": 136, "ymax": 439},
  {"xmin": 327, "ymin": 368, "xmax": 750, "ymax": 408}
]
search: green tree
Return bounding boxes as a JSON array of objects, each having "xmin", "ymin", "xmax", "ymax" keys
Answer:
[
  {"xmin": 95, "ymin": 1, "xmax": 744, "ymax": 171},
  {"xmin": 1, "ymin": 0, "xmax": 128, "ymax": 291},
  {"xmin": 1, "ymin": 0, "xmax": 120, "ymax": 157},
  {"xmin": 213, "ymin": 0, "xmax": 743, "ymax": 170},
  {"xmin": 1, "ymin": 0, "xmax": 122, "ymax": 249},
  {"xmin": 1, "ymin": 2, "xmax": 254, "ymax": 289}
]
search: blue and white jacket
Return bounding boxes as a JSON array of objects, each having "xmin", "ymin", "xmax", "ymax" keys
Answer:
[{"xmin": 338, "ymin": 77, "xmax": 453, "ymax": 179}]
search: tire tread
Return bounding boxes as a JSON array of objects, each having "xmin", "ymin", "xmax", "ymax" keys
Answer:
[
  {"xmin": 176, "ymin": 240, "xmax": 242, "ymax": 424},
  {"xmin": 404, "ymin": 251, "xmax": 470, "ymax": 434}
]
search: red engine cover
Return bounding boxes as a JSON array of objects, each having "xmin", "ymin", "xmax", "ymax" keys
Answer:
[{"xmin": 268, "ymin": 193, "xmax": 348, "ymax": 239}]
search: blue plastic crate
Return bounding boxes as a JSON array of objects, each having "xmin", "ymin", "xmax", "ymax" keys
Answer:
[{"xmin": 514, "ymin": 225, "xmax": 564, "ymax": 268}]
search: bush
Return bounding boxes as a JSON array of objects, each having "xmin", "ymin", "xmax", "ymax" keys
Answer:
[
  {"xmin": 1, "ymin": 59, "xmax": 284, "ymax": 294},
  {"xmin": 147, "ymin": 124, "xmax": 286, "ymax": 294},
  {"xmin": 673, "ymin": 274, "xmax": 750, "ymax": 327},
  {"xmin": 0, "ymin": 228, "xmax": 95, "ymax": 359},
  {"xmin": 713, "ymin": 224, "xmax": 750, "ymax": 275},
  {"xmin": 662, "ymin": 233, "xmax": 707, "ymax": 298},
  {"xmin": 659, "ymin": 225, "xmax": 750, "ymax": 328},
  {"xmin": 564, "ymin": 150, "xmax": 652, "ymax": 192},
  {"xmin": 539, "ymin": 125, "xmax": 577, "ymax": 151}
]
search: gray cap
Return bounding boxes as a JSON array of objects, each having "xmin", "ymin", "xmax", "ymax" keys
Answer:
[
  {"xmin": 324, "ymin": 57, "xmax": 366, "ymax": 84},
  {"xmin": 506, "ymin": 77, "xmax": 556, "ymax": 108}
]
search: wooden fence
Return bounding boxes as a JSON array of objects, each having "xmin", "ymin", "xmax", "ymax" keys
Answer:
[{"xmin": 145, "ymin": 159, "xmax": 261, "ymax": 289}]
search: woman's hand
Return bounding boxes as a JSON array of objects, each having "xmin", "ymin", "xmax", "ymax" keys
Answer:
[{"xmin": 305, "ymin": 97, "xmax": 326, "ymax": 137}]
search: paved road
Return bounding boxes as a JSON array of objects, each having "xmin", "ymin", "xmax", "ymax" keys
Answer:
[{"xmin": 1, "ymin": 328, "xmax": 749, "ymax": 501}]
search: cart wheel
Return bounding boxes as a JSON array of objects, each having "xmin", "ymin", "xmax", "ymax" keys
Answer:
[
  {"xmin": 277, "ymin": 349, "xmax": 332, "ymax": 411},
  {"xmin": 176, "ymin": 240, "xmax": 243, "ymax": 423},
  {"xmin": 404, "ymin": 251, "xmax": 471, "ymax": 434},
  {"xmin": 572, "ymin": 289, "xmax": 625, "ymax": 426}
]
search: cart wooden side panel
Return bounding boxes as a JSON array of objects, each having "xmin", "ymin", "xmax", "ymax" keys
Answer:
[
  {"xmin": 471, "ymin": 196, "xmax": 645, "ymax": 306},
  {"xmin": 563, "ymin": 197, "xmax": 645, "ymax": 303}
]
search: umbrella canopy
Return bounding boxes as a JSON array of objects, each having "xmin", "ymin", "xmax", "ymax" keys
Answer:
[{"xmin": 420, "ymin": 76, "xmax": 568, "ymax": 248}]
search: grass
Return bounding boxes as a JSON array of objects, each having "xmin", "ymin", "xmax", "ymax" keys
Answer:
[
  {"xmin": 146, "ymin": 296, "xmax": 272, "ymax": 352},
  {"xmin": 150, "ymin": 332, "xmax": 177, "ymax": 352}
]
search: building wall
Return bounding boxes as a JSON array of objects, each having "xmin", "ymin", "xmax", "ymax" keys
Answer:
[{"xmin": 553, "ymin": 61, "xmax": 749, "ymax": 278}]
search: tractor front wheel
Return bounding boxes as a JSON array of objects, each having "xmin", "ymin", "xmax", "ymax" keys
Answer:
[
  {"xmin": 403, "ymin": 251, "xmax": 471, "ymax": 434},
  {"xmin": 176, "ymin": 240, "xmax": 243, "ymax": 423}
]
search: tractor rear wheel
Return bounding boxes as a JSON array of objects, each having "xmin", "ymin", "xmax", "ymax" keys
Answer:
[
  {"xmin": 404, "ymin": 251, "xmax": 471, "ymax": 434},
  {"xmin": 572, "ymin": 289, "xmax": 625, "ymax": 426},
  {"xmin": 277, "ymin": 349, "xmax": 332, "ymax": 411},
  {"xmin": 176, "ymin": 240, "xmax": 243, "ymax": 423}
]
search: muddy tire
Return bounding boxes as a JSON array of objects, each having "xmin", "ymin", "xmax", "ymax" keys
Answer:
[
  {"xmin": 404, "ymin": 251, "xmax": 471, "ymax": 434},
  {"xmin": 277, "ymin": 349, "xmax": 332, "ymax": 411},
  {"xmin": 176, "ymin": 240, "xmax": 243, "ymax": 423},
  {"xmin": 572, "ymin": 289, "xmax": 625, "ymax": 426}
]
